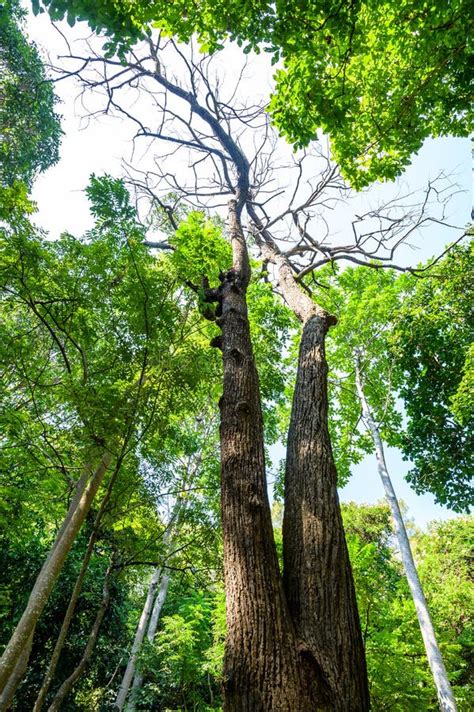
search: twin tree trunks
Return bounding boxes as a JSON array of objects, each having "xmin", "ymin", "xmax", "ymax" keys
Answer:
[{"xmin": 210, "ymin": 202, "xmax": 369, "ymax": 711}]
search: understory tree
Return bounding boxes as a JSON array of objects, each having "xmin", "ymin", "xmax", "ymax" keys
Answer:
[{"xmin": 0, "ymin": 176, "xmax": 219, "ymax": 706}]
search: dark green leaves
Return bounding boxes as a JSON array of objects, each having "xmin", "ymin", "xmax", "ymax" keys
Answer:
[{"xmin": 0, "ymin": 0, "xmax": 61, "ymax": 188}]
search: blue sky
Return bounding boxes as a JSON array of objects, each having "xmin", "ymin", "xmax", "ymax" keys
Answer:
[{"xmin": 26, "ymin": 8, "xmax": 472, "ymax": 528}]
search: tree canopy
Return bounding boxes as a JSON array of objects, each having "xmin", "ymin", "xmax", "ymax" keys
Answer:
[{"xmin": 33, "ymin": 0, "xmax": 472, "ymax": 187}]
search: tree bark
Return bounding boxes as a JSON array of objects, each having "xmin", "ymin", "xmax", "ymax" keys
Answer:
[
  {"xmin": 282, "ymin": 314, "xmax": 369, "ymax": 710},
  {"xmin": 0, "ymin": 451, "xmax": 112, "ymax": 699},
  {"xmin": 0, "ymin": 634, "xmax": 33, "ymax": 712},
  {"xmin": 354, "ymin": 356, "xmax": 457, "ymax": 712},
  {"xmin": 217, "ymin": 201, "xmax": 311, "ymax": 711},
  {"xmin": 33, "ymin": 459, "xmax": 122, "ymax": 712},
  {"xmin": 248, "ymin": 227, "xmax": 369, "ymax": 710},
  {"xmin": 114, "ymin": 567, "xmax": 162, "ymax": 711},
  {"xmin": 46, "ymin": 561, "xmax": 113, "ymax": 711}
]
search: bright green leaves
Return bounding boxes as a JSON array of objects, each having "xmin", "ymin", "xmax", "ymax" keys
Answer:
[
  {"xmin": 392, "ymin": 242, "xmax": 474, "ymax": 511},
  {"xmin": 170, "ymin": 211, "xmax": 232, "ymax": 287},
  {"xmin": 1, "ymin": 0, "xmax": 61, "ymax": 188},
  {"xmin": 343, "ymin": 504, "xmax": 473, "ymax": 710},
  {"xmin": 269, "ymin": 0, "xmax": 472, "ymax": 187},
  {"xmin": 308, "ymin": 247, "xmax": 473, "ymax": 512}
]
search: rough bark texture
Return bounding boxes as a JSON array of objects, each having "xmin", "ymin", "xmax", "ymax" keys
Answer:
[
  {"xmin": 47, "ymin": 562, "xmax": 113, "ymax": 711},
  {"xmin": 0, "ymin": 452, "xmax": 112, "ymax": 699},
  {"xmin": 283, "ymin": 317, "xmax": 369, "ymax": 711},
  {"xmin": 355, "ymin": 358, "xmax": 457, "ymax": 712},
  {"xmin": 217, "ymin": 202, "xmax": 311, "ymax": 711}
]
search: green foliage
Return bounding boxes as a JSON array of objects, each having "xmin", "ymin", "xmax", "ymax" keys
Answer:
[
  {"xmin": 270, "ymin": 0, "xmax": 472, "ymax": 187},
  {"xmin": 1, "ymin": 0, "xmax": 61, "ymax": 188},
  {"xmin": 133, "ymin": 589, "xmax": 224, "ymax": 710},
  {"xmin": 393, "ymin": 243, "xmax": 474, "ymax": 511},
  {"xmin": 170, "ymin": 211, "xmax": 232, "ymax": 287},
  {"xmin": 343, "ymin": 504, "xmax": 473, "ymax": 710},
  {"xmin": 34, "ymin": 0, "xmax": 472, "ymax": 186},
  {"xmin": 413, "ymin": 518, "xmax": 474, "ymax": 709},
  {"xmin": 308, "ymin": 248, "xmax": 473, "ymax": 512}
]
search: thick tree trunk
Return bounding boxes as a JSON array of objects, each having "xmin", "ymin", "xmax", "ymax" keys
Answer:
[
  {"xmin": 282, "ymin": 313, "xmax": 369, "ymax": 710},
  {"xmin": 250, "ymin": 236, "xmax": 369, "ymax": 710},
  {"xmin": 0, "ymin": 452, "xmax": 112, "ymax": 699},
  {"xmin": 217, "ymin": 201, "xmax": 310, "ymax": 711},
  {"xmin": 47, "ymin": 562, "xmax": 113, "ymax": 712},
  {"xmin": 354, "ymin": 357, "xmax": 457, "ymax": 712},
  {"xmin": 33, "ymin": 459, "xmax": 122, "ymax": 712}
]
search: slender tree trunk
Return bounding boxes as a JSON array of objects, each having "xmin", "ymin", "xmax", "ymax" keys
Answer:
[
  {"xmin": 46, "ymin": 561, "xmax": 113, "ymax": 712},
  {"xmin": 114, "ymin": 568, "xmax": 162, "ymax": 711},
  {"xmin": 126, "ymin": 571, "xmax": 171, "ymax": 712},
  {"xmin": 215, "ymin": 201, "xmax": 310, "ymax": 711},
  {"xmin": 354, "ymin": 357, "xmax": 457, "ymax": 712},
  {"xmin": 115, "ymin": 498, "xmax": 181, "ymax": 711},
  {"xmin": 33, "ymin": 459, "xmax": 122, "ymax": 712},
  {"xmin": 0, "ymin": 452, "xmax": 112, "ymax": 699},
  {"xmin": 0, "ymin": 634, "xmax": 33, "ymax": 712}
]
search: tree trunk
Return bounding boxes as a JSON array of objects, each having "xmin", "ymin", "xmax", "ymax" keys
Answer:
[
  {"xmin": 114, "ymin": 567, "xmax": 162, "ymax": 711},
  {"xmin": 33, "ymin": 459, "xmax": 122, "ymax": 712},
  {"xmin": 115, "ymin": 497, "xmax": 182, "ymax": 711},
  {"xmin": 217, "ymin": 201, "xmax": 310, "ymax": 711},
  {"xmin": 47, "ymin": 561, "xmax": 113, "ymax": 711},
  {"xmin": 354, "ymin": 356, "xmax": 457, "ymax": 712},
  {"xmin": 0, "ymin": 452, "xmax": 112, "ymax": 699},
  {"xmin": 250, "ymin": 233, "xmax": 369, "ymax": 710},
  {"xmin": 0, "ymin": 634, "xmax": 33, "ymax": 712},
  {"xmin": 126, "ymin": 570, "xmax": 171, "ymax": 712},
  {"xmin": 282, "ymin": 314, "xmax": 369, "ymax": 710}
]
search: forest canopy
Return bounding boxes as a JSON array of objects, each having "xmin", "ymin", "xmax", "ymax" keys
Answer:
[{"xmin": 32, "ymin": 0, "xmax": 473, "ymax": 186}]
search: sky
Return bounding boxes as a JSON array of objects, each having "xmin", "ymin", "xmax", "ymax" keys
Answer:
[{"xmin": 24, "ymin": 6, "xmax": 472, "ymax": 528}]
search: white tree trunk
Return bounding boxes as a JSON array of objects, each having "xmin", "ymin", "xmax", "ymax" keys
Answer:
[
  {"xmin": 116, "ymin": 498, "xmax": 182, "ymax": 711},
  {"xmin": 354, "ymin": 358, "xmax": 457, "ymax": 712},
  {"xmin": 126, "ymin": 571, "xmax": 171, "ymax": 712},
  {"xmin": 114, "ymin": 567, "xmax": 162, "ymax": 711}
]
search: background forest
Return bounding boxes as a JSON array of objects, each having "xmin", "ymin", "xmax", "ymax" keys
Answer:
[{"xmin": 0, "ymin": 1, "xmax": 472, "ymax": 711}]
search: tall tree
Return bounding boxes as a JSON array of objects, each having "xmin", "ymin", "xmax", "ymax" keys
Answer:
[{"xmin": 45, "ymin": 36, "xmax": 466, "ymax": 709}]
